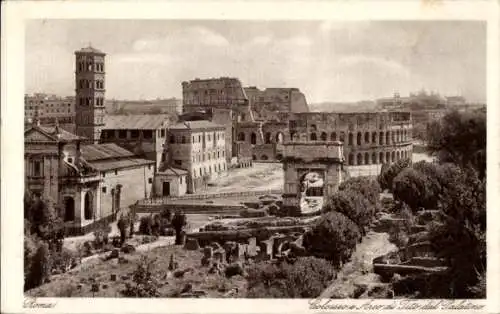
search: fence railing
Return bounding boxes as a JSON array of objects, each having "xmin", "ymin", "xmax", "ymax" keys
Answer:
[{"xmin": 137, "ymin": 189, "xmax": 283, "ymax": 206}]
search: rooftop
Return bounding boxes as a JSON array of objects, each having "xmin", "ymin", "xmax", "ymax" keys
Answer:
[
  {"xmin": 169, "ymin": 120, "xmax": 225, "ymax": 130},
  {"xmin": 76, "ymin": 46, "xmax": 105, "ymax": 55},
  {"xmin": 81, "ymin": 143, "xmax": 135, "ymax": 161},
  {"xmin": 157, "ymin": 166, "xmax": 188, "ymax": 176},
  {"xmin": 103, "ymin": 114, "xmax": 172, "ymax": 130},
  {"xmin": 25, "ymin": 124, "xmax": 84, "ymax": 142}
]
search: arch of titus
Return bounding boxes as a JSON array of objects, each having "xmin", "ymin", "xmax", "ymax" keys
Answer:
[{"xmin": 282, "ymin": 133, "xmax": 345, "ymax": 215}]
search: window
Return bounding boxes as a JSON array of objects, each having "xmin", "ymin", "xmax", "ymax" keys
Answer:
[
  {"xmin": 148, "ymin": 164, "xmax": 151, "ymax": 170},
  {"xmin": 102, "ymin": 172, "xmax": 106, "ymax": 177},
  {"xmin": 119, "ymin": 130, "xmax": 127, "ymax": 139},
  {"xmin": 161, "ymin": 129, "xmax": 166, "ymax": 137},
  {"xmin": 148, "ymin": 178, "xmax": 153, "ymax": 184},
  {"xmin": 115, "ymin": 170, "xmax": 118, "ymax": 175},
  {"xmin": 143, "ymin": 130, "xmax": 153, "ymax": 139},
  {"xmin": 180, "ymin": 177, "xmax": 183, "ymax": 184},
  {"xmin": 67, "ymin": 157, "xmax": 73, "ymax": 163},
  {"xmin": 174, "ymin": 160, "xmax": 182, "ymax": 166},
  {"xmin": 102, "ymin": 187, "xmax": 107, "ymax": 193},
  {"xmin": 131, "ymin": 130, "xmax": 139, "ymax": 138},
  {"xmin": 33, "ymin": 160, "xmax": 42, "ymax": 177},
  {"xmin": 170, "ymin": 135, "xmax": 175, "ymax": 144},
  {"xmin": 181, "ymin": 136, "xmax": 186, "ymax": 143}
]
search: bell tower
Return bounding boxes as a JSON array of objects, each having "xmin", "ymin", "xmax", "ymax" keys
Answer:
[{"xmin": 75, "ymin": 45, "xmax": 106, "ymax": 144}]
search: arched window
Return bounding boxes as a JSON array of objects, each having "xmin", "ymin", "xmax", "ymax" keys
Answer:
[
  {"xmin": 392, "ymin": 132, "xmax": 395, "ymax": 144},
  {"xmin": 169, "ymin": 135, "xmax": 175, "ymax": 144},
  {"xmin": 265, "ymin": 132, "xmax": 272, "ymax": 144},
  {"xmin": 357, "ymin": 153, "xmax": 363, "ymax": 165},
  {"xmin": 276, "ymin": 154, "xmax": 283, "ymax": 161},
  {"xmin": 290, "ymin": 132, "xmax": 297, "ymax": 141},
  {"xmin": 372, "ymin": 132, "xmax": 377, "ymax": 144},
  {"xmin": 357, "ymin": 132, "xmax": 362, "ymax": 146},
  {"xmin": 84, "ymin": 191, "xmax": 93, "ymax": 220},
  {"xmin": 372, "ymin": 152, "xmax": 377, "ymax": 164},
  {"xmin": 386, "ymin": 151, "xmax": 391, "ymax": 163},
  {"xmin": 349, "ymin": 153, "xmax": 354, "ymax": 165},
  {"xmin": 386, "ymin": 132, "xmax": 391, "ymax": 144},
  {"xmin": 379, "ymin": 132, "xmax": 384, "ymax": 145},
  {"xmin": 199, "ymin": 168, "xmax": 202, "ymax": 176},
  {"xmin": 391, "ymin": 151, "xmax": 396, "ymax": 162},
  {"xmin": 339, "ymin": 132, "xmax": 346, "ymax": 142},
  {"xmin": 364, "ymin": 132, "xmax": 370, "ymax": 143},
  {"xmin": 348, "ymin": 133, "xmax": 353, "ymax": 145},
  {"xmin": 365, "ymin": 152, "xmax": 370, "ymax": 165},
  {"xmin": 396, "ymin": 151, "xmax": 401, "ymax": 160},
  {"xmin": 331, "ymin": 132, "xmax": 337, "ymax": 141},
  {"xmin": 251, "ymin": 133, "xmax": 257, "ymax": 145},
  {"xmin": 379, "ymin": 152, "xmax": 384, "ymax": 164},
  {"xmin": 320, "ymin": 132, "xmax": 327, "ymax": 141},
  {"xmin": 310, "ymin": 133, "xmax": 317, "ymax": 141},
  {"xmin": 237, "ymin": 132, "xmax": 245, "ymax": 141}
]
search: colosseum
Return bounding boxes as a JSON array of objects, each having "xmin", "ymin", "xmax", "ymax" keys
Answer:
[{"xmin": 181, "ymin": 77, "xmax": 413, "ymax": 177}]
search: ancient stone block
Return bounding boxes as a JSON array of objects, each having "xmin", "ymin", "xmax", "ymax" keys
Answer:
[
  {"xmin": 259, "ymin": 239, "xmax": 274, "ymax": 260},
  {"xmin": 213, "ymin": 249, "xmax": 226, "ymax": 263},
  {"xmin": 203, "ymin": 246, "xmax": 213, "ymax": 259},
  {"xmin": 246, "ymin": 237, "xmax": 258, "ymax": 257},
  {"xmin": 184, "ymin": 238, "xmax": 200, "ymax": 251},
  {"xmin": 201, "ymin": 256, "xmax": 211, "ymax": 267}
]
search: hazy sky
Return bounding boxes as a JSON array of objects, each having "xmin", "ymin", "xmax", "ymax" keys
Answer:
[{"xmin": 25, "ymin": 20, "xmax": 486, "ymax": 103}]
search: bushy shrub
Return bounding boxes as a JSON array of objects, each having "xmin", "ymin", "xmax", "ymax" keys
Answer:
[
  {"xmin": 392, "ymin": 168, "xmax": 430, "ymax": 212},
  {"xmin": 323, "ymin": 191, "xmax": 373, "ymax": 236},
  {"xmin": 303, "ymin": 211, "xmax": 361, "ymax": 269},
  {"xmin": 25, "ymin": 241, "xmax": 51, "ymax": 290},
  {"xmin": 339, "ymin": 177, "xmax": 381, "ymax": 206},
  {"xmin": 378, "ymin": 158, "xmax": 412, "ymax": 191},
  {"xmin": 246, "ymin": 257, "xmax": 336, "ymax": 298},
  {"xmin": 121, "ymin": 256, "xmax": 160, "ymax": 297},
  {"xmin": 138, "ymin": 215, "xmax": 153, "ymax": 235}
]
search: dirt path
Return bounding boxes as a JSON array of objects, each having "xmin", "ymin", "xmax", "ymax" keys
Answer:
[{"xmin": 319, "ymin": 231, "xmax": 397, "ymax": 298}]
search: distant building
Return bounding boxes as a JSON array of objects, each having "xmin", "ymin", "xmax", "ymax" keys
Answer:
[
  {"xmin": 106, "ymin": 98, "xmax": 182, "ymax": 115},
  {"xmin": 244, "ymin": 86, "xmax": 310, "ymax": 121},
  {"xmin": 154, "ymin": 167, "xmax": 188, "ymax": 197},
  {"xmin": 24, "ymin": 93, "xmax": 76, "ymax": 132},
  {"xmin": 75, "ymin": 46, "xmax": 106, "ymax": 144},
  {"xmin": 164, "ymin": 120, "xmax": 227, "ymax": 193},
  {"xmin": 100, "ymin": 114, "xmax": 173, "ymax": 170},
  {"xmin": 25, "ymin": 122, "xmax": 154, "ymax": 235},
  {"xmin": 446, "ymin": 96, "xmax": 466, "ymax": 107}
]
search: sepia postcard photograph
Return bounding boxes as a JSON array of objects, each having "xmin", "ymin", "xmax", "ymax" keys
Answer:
[{"xmin": 1, "ymin": 1, "xmax": 499, "ymax": 314}]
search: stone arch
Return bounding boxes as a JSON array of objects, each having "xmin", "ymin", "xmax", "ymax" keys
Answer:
[
  {"xmin": 386, "ymin": 132, "xmax": 391, "ymax": 144},
  {"xmin": 379, "ymin": 132, "xmax": 384, "ymax": 145},
  {"xmin": 364, "ymin": 132, "xmax": 370, "ymax": 144},
  {"xmin": 290, "ymin": 131, "xmax": 297, "ymax": 141},
  {"xmin": 386, "ymin": 151, "xmax": 391, "ymax": 163},
  {"xmin": 250, "ymin": 132, "xmax": 257, "ymax": 145},
  {"xmin": 379, "ymin": 152, "xmax": 385, "ymax": 163},
  {"xmin": 372, "ymin": 152, "xmax": 377, "ymax": 164},
  {"xmin": 64, "ymin": 196, "xmax": 75, "ymax": 222},
  {"xmin": 357, "ymin": 153, "xmax": 363, "ymax": 165},
  {"xmin": 392, "ymin": 132, "xmax": 396, "ymax": 144},
  {"xmin": 265, "ymin": 132, "xmax": 272, "ymax": 144},
  {"xmin": 310, "ymin": 133, "xmax": 317, "ymax": 141},
  {"xmin": 340, "ymin": 132, "xmax": 346, "ymax": 142},
  {"xmin": 252, "ymin": 155, "xmax": 257, "ymax": 160},
  {"xmin": 396, "ymin": 151, "xmax": 401, "ymax": 160},
  {"xmin": 349, "ymin": 153, "xmax": 355, "ymax": 165},
  {"xmin": 237, "ymin": 132, "xmax": 245, "ymax": 141},
  {"xmin": 84, "ymin": 191, "xmax": 93, "ymax": 220},
  {"xmin": 365, "ymin": 152, "xmax": 370, "ymax": 165},
  {"xmin": 261, "ymin": 155, "xmax": 269, "ymax": 160},
  {"xmin": 331, "ymin": 132, "xmax": 337, "ymax": 141},
  {"xmin": 276, "ymin": 132, "xmax": 284, "ymax": 144},
  {"xmin": 348, "ymin": 133, "xmax": 353, "ymax": 145},
  {"xmin": 320, "ymin": 132, "xmax": 327, "ymax": 141},
  {"xmin": 372, "ymin": 132, "xmax": 377, "ymax": 144},
  {"xmin": 391, "ymin": 151, "xmax": 396, "ymax": 162},
  {"xmin": 357, "ymin": 132, "xmax": 362, "ymax": 146}
]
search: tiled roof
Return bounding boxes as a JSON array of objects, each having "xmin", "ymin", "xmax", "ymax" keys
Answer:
[
  {"xmin": 86, "ymin": 158, "xmax": 154, "ymax": 172},
  {"xmin": 104, "ymin": 114, "xmax": 172, "ymax": 130},
  {"xmin": 169, "ymin": 120, "xmax": 225, "ymax": 130},
  {"xmin": 81, "ymin": 143, "xmax": 135, "ymax": 161},
  {"xmin": 76, "ymin": 46, "xmax": 105, "ymax": 55},
  {"xmin": 27, "ymin": 125, "xmax": 84, "ymax": 142},
  {"xmin": 157, "ymin": 167, "xmax": 188, "ymax": 176}
]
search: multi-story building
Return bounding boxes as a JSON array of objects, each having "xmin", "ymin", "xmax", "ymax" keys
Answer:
[
  {"xmin": 244, "ymin": 86, "xmax": 309, "ymax": 121},
  {"xmin": 100, "ymin": 114, "xmax": 174, "ymax": 170},
  {"xmin": 106, "ymin": 98, "xmax": 182, "ymax": 115},
  {"xmin": 25, "ymin": 121, "xmax": 154, "ymax": 235},
  {"xmin": 163, "ymin": 120, "xmax": 227, "ymax": 193},
  {"xmin": 75, "ymin": 46, "xmax": 106, "ymax": 144},
  {"xmin": 24, "ymin": 94, "xmax": 76, "ymax": 132}
]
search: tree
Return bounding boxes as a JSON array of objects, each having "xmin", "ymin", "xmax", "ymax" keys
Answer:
[
  {"xmin": 427, "ymin": 110, "xmax": 486, "ymax": 179},
  {"xmin": 303, "ymin": 211, "xmax": 361, "ymax": 269},
  {"xmin": 323, "ymin": 191, "xmax": 373, "ymax": 236},
  {"xmin": 171, "ymin": 211, "xmax": 187, "ymax": 245},
  {"xmin": 378, "ymin": 158, "xmax": 412, "ymax": 191},
  {"xmin": 338, "ymin": 177, "xmax": 381, "ymax": 206},
  {"xmin": 392, "ymin": 168, "xmax": 431, "ymax": 212}
]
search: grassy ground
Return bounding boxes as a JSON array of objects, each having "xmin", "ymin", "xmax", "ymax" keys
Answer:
[{"xmin": 27, "ymin": 244, "xmax": 248, "ymax": 298}]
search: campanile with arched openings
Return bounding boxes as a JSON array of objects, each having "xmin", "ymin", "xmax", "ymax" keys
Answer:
[{"xmin": 75, "ymin": 45, "xmax": 106, "ymax": 144}]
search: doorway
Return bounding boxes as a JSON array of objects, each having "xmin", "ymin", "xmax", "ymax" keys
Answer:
[{"xmin": 163, "ymin": 181, "xmax": 171, "ymax": 196}]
